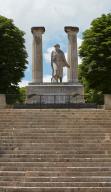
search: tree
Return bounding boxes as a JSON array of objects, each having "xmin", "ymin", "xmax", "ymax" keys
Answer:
[
  {"xmin": 0, "ymin": 15, "xmax": 28, "ymax": 103},
  {"xmin": 79, "ymin": 13, "xmax": 111, "ymax": 104}
]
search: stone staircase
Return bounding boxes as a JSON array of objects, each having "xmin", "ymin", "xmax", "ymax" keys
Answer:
[{"xmin": 0, "ymin": 109, "xmax": 111, "ymax": 192}]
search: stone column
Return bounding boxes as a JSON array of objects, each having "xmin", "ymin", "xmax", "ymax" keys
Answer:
[
  {"xmin": 31, "ymin": 27, "xmax": 45, "ymax": 83},
  {"xmin": 65, "ymin": 26, "xmax": 79, "ymax": 83}
]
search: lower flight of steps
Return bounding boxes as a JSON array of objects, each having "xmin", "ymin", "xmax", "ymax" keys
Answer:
[{"xmin": 0, "ymin": 109, "xmax": 111, "ymax": 192}]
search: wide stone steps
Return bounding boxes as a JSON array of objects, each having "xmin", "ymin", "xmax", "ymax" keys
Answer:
[{"xmin": 0, "ymin": 109, "xmax": 111, "ymax": 191}]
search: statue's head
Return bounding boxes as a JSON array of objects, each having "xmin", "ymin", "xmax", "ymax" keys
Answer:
[{"xmin": 54, "ymin": 44, "xmax": 60, "ymax": 51}]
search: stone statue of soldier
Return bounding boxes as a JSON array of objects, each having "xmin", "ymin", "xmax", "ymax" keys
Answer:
[{"xmin": 51, "ymin": 44, "xmax": 70, "ymax": 83}]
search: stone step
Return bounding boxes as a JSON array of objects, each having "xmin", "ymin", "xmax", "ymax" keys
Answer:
[
  {"xmin": 0, "ymin": 115, "xmax": 110, "ymax": 117},
  {"xmin": 0, "ymin": 148, "xmax": 110, "ymax": 153},
  {"xmin": 1, "ymin": 114, "xmax": 111, "ymax": 117},
  {"xmin": 1, "ymin": 130, "xmax": 111, "ymax": 134},
  {"xmin": 1, "ymin": 135, "xmax": 109, "ymax": 138},
  {"xmin": 1, "ymin": 126, "xmax": 111, "ymax": 130},
  {"xmin": 1, "ymin": 149, "xmax": 110, "ymax": 154},
  {"xmin": 2, "ymin": 121, "xmax": 109, "ymax": 124},
  {"xmin": 0, "ymin": 139, "xmax": 110, "ymax": 144},
  {"xmin": 1, "ymin": 132, "xmax": 107, "ymax": 136},
  {"xmin": 0, "ymin": 116, "xmax": 110, "ymax": 119},
  {"xmin": 1, "ymin": 170, "xmax": 111, "ymax": 177},
  {"xmin": 3, "ymin": 120, "xmax": 107, "ymax": 123},
  {"xmin": 1, "ymin": 166, "xmax": 111, "ymax": 172},
  {"xmin": 1, "ymin": 127, "xmax": 111, "ymax": 131},
  {"xmin": 0, "ymin": 116, "xmax": 110, "ymax": 120},
  {"xmin": 2, "ymin": 166, "xmax": 111, "ymax": 172},
  {"xmin": 0, "ymin": 181, "xmax": 111, "ymax": 187},
  {"xmin": 0, "ymin": 124, "xmax": 110, "ymax": 127},
  {"xmin": 11, "ymin": 121, "xmax": 111, "ymax": 124},
  {"xmin": 0, "ymin": 133, "xmax": 110, "ymax": 138},
  {"xmin": 2, "ymin": 128, "xmax": 111, "ymax": 131},
  {"xmin": 0, "ymin": 110, "xmax": 109, "ymax": 114},
  {"xmin": 0, "ymin": 135, "xmax": 110, "ymax": 139},
  {"xmin": 1, "ymin": 153, "xmax": 111, "ymax": 158},
  {"xmin": 0, "ymin": 118, "xmax": 111, "ymax": 122},
  {"xmin": 0, "ymin": 187, "xmax": 111, "ymax": 192},
  {"xmin": 1, "ymin": 176, "xmax": 111, "ymax": 182},
  {"xmin": 1, "ymin": 116, "xmax": 111, "ymax": 120},
  {"xmin": 0, "ymin": 119, "xmax": 110, "ymax": 122},
  {"xmin": 0, "ymin": 135, "xmax": 109, "ymax": 139},
  {"xmin": 1, "ymin": 132, "xmax": 110, "ymax": 136},
  {"xmin": 0, "ymin": 108, "xmax": 110, "ymax": 113},
  {"xmin": 1, "ymin": 162, "xmax": 111, "ymax": 168},
  {"xmin": 1, "ymin": 157, "xmax": 111, "ymax": 162},
  {"xmin": 0, "ymin": 143, "xmax": 110, "ymax": 151}
]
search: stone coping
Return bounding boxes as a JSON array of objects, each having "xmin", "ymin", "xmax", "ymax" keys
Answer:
[{"xmin": 28, "ymin": 83, "xmax": 83, "ymax": 87}]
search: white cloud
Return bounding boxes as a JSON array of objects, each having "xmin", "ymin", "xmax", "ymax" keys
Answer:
[
  {"xmin": 0, "ymin": 0, "xmax": 110, "ymax": 34},
  {"xmin": 0, "ymin": 0, "xmax": 110, "ymax": 81},
  {"xmin": 44, "ymin": 47, "xmax": 54, "ymax": 64},
  {"xmin": 78, "ymin": 38, "xmax": 83, "ymax": 48},
  {"xmin": 63, "ymin": 67, "xmax": 68, "ymax": 82},
  {"xmin": 43, "ymin": 75, "xmax": 52, "ymax": 82},
  {"xmin": 19, "ymin": 80, "xmax": 29, "ymax": 87},
  {"xmin": 77, "ymin": 38, "xmax": 82, "ymax": 64}
]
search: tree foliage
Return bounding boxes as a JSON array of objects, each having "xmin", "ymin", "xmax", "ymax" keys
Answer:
[
  {"xmin": 79, "ymin": 13, "xmax": 111, "ymax": 104},
  {"xmin": 0, "ymin": 15, "xmax": 28, "ymax": 103}
]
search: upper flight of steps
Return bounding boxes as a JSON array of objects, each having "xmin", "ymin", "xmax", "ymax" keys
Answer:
[{"xmin": 0, "ymin": 109, "xmax": 111, "ymax": 192}]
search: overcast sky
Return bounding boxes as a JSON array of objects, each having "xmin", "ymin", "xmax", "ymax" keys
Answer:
[{"xmin": 0, "ymin": 0, "xmax": 111, "ymax": 85}]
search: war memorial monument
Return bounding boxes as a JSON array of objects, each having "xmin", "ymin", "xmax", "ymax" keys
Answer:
[{"xmin": 26, "ymin": 26, "xmax": 84, "ymax": 104}]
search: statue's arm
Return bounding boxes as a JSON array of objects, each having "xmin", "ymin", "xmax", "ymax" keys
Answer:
[
  {"xmin": 62, "ymin": 52, "xmax": 70, "ymax": 68},
  {"xmin": 51, "ymin": 52, "xmax": 54, "ymax": 68}
]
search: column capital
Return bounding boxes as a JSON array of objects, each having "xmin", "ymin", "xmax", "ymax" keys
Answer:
[
  {"xmin": 31, "ymin": 27, "xmax": 45, "ymax": 34},
  {"xmin": 64, "ymin": 26, "xmax": 79, "ymax": 34}
]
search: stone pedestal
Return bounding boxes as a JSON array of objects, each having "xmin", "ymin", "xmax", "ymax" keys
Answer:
[
  {"xmin": 104, "ymin": 95, "xmax": 111, "ymax": 110},
  {"xmin": 27, "ymin": 83, "xmax": 84, "ymax": 104},
  {"xmin": 65, "ymin": 26, "xmax": 79, "ymax": 83},
  {"xmin": 31, "ymin": 27, "xmax": 45, "ymax": 83},
  {"xmin": 0, "ymin": 94, "xmax": 6, "ymax": 109}
]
